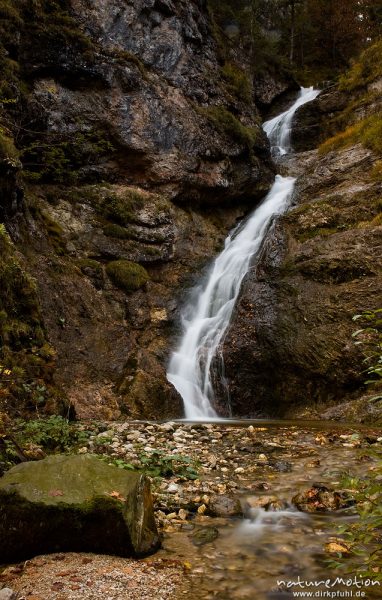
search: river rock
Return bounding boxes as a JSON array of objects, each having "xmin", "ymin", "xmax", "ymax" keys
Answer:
[
  {"xmin": 0, "ymin": 590, "xmax": 18, "ymax": 600},
  {"xmin": 191, "ymin": 527, "xmax": 219, "ymax": 546},
  {"xmin": 245, "ymin": 495, "xmax": 288, "ymax": 512},
  {"xmin": 292, "ymin": 485, "xmax": 354, "ymax": 513},
  {"xmin": 0, "ymin": 455, "xmax": 160, "ymax": 562},
  {"xmin": 208, "ymin": 495, "xmax": 243, "ymax": 518}
]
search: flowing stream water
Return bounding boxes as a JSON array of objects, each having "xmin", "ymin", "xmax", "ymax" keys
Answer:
[{"xmin": 167, "ymin": 87, "xmax": 320, "ymax": 420}]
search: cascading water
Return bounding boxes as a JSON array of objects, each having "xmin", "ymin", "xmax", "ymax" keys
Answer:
[
  {"xmin": 167, "ymin": 87, "xmax": 319, "ymax": 420},
  {"xmin": 263, "ymin": 86, "xmax": 320, "ymax": 156}
]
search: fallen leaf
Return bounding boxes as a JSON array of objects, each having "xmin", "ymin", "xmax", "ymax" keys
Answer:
[
  {"xmin": 48, "ymin": 489, "xmax": 64, "ymax": 497},
  {"xmin": 106, "ymin": 490, "xmax": 126, "ymax": 502},
  {"xmin": 51, "ymin": 581, "xmax": 65, "ymax": 590}
]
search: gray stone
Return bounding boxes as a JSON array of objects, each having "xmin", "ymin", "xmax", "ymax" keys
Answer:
[{"xmin": 208, "ymin": 495, "xmax": 243, "ymax": 517}]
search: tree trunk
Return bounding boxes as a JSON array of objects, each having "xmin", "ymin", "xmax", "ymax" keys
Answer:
[{"xmin": 290, "ymin": 0, "xmax": 295, "ymax": 63}]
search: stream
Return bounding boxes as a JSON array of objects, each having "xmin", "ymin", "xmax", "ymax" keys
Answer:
[{"xmin": 156, "ymin": 421, "xmax": 381, "ymax": 600}]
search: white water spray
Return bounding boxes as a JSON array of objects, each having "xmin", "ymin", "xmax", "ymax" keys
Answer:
[{"xmin": 167, "ymin": 87, "xmax": 319, "ymax": 419}]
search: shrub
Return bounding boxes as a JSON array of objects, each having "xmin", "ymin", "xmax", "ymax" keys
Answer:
[
  {"xmin": 202, "ymin": 106, "xmax": 258, "ymax": 149},
  {"xmin": 14, "ymin": 416, "xmax": 90, "ymax": 452},
  {"xmin": 22, "ymin": 130, "xmax": 114, "ymax": 184},
  {"xmin": 106, "ymin": 260, "xmax": 149, "ymax": 292},
  {"xmin": 328, "ymin": 457, "xmax": 382, "ymax": 582}
]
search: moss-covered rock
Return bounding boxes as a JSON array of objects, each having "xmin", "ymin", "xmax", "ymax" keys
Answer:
[
  {"xmin": 106, "ymin": 260, "xmax": 149, "ymax": 293},
  {"xmin": 0, "ymin": 454, "xmax": 160, "ymax": 562}
]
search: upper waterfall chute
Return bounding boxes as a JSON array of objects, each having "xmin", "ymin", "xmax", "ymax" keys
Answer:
[
  {"xmin": 167, "ymin": 86, "xmax": 319, "ymax": 420},
  {"xmin": 263, "ymin": 86, "xmax": 320, "ymax": 156}
]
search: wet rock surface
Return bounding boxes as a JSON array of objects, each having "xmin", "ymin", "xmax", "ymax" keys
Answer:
[{"xmin": 223, "ymin": 90, "xmax": 382, "ymax": 421}]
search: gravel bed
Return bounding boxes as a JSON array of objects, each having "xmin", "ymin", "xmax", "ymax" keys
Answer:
[{"xmin": 0, "ymin": 553, "xmax": 187, "ymax": 600}]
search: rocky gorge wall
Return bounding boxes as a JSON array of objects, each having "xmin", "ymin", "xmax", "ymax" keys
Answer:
[
  {"xmin": 2, "ymin": 1, "xmax": 379, "ymax": 424},
  {"xmin": 0, "ymin": 0, "xmax": 284, "ymax": 419}
]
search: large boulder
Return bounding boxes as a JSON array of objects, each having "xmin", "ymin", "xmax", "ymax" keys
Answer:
[{"xmin": 0, "ymin": 454, "xmax": 160, "ymax": 563}]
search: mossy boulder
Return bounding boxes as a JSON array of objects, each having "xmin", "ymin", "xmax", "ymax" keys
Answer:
[
  {"xmin": 0, "ymin": 454, "xmax": 160, "ymax": 562},
  {"xmin": 106, "ymin": 260, "xmax": 149, "ymax": 292}
]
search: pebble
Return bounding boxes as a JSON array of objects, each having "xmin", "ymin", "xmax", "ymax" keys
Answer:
[
  {"xmin": 97, "ymin": 431, "xmax": 113, "ymax": 439},
  {"xmin": 167, "ymin": 483, "xmax": 180, "ymax": 494},
  {"xmin": 0, "ymin": 589, "xmax": 17, "ymax": 600},
  {"xmin": 234, "ymin": 467, "xmax": 245, "ymax": 474},
  {"xmin": 160, "ymin": 422, "xmax": 175, "ymax": 431}
]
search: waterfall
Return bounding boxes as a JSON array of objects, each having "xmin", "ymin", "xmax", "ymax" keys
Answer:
[
  {"xmin": 167, "ymin": 87, "xmax": 319, "ymax": 420},
  {"xmin": 263, "ymin": 86, "xmax": 320, "ymax": 156}
]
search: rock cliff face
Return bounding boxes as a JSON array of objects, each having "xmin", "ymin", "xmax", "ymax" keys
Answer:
[
  {"xmin": 223, "ymin": 79, "xmax": 382, "ymax": 421},
  {"xmin": 0, "ymin": 0, "xmax": 274, "ymax": 419}
]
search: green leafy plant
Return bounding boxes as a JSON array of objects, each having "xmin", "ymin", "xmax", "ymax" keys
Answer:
[
  {"xmin": 138, "ymin": 450, "xmax": 200, "ymax": 479},
  {"xmin": 353, "ymin": 309, "xmax": 382, "ymax": 401},
  {"xmin": 327, "ymin": 456, "xmax": 382, "ymax": 582},
  {"xmin": 13, "ymin": 416, "xmax": 90, "ymax": 452},
  {"xmin": 104, "ymin": 450, "xmax": 200, "ymax": 480}
]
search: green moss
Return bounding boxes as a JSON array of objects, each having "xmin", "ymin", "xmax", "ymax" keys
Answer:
[
  {"xmin": 370, "ymin": 160, "xmax": 382, "ymax": 182},
  {"xmin": 296, "ymin": 227, "xmax": 340, "ymax": 242},
  {"xmin": 106, "ymin": 260, "xmax": 149, "ymax": 293},
  {"xmin": 103, "ymin": 223, "xmax": 130, "ymax": 239},
  {"xmin": 201, "ymin": 106, "xmax": 258, "ymax": 149},
  {"xmin": 77, "ymin": 259, "xmax": 103, "ymax": 276},
  {"xmin": 100, "ymin": 189, "xmax": 146, "ymax": 226},
  {"xmin": 108, "ymin": 48, "xmax": 148, "ymax": 79},
  {"xmin": 221, "ymin": 62, "xmax": 252, "ymax": 103},
  {"xmin": 0, "ymin": 225, "xmax": 57, "ymax": 412}
]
